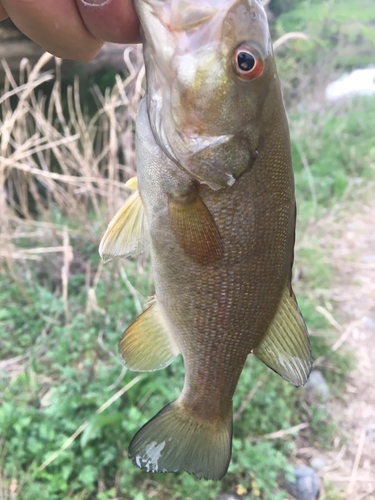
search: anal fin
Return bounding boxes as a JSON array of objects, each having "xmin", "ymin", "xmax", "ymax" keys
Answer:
[
  {"xmin": 119, "ymin": 298, "xmax": 180, "ymax": 372},
  {"xmin": 254, "ymin": 285, "xmax": 313, "ymax": 387},
  {"xmin": 168, "ymin": 186, "xmax": 223, "ymax": 265},
  {"xmin": 99, "ymin": 183, "xmax": 147, "ymax": 263}
]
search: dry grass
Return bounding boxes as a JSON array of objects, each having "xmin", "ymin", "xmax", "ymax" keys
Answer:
[{"xmin": 0, "ymin": 47, "xmax": 144, "ymax": 279}]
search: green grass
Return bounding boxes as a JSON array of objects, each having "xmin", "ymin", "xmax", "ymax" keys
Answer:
[
  {"xmin": 291, "ymin": 96, "xmax": 375, "ymax": 221},
  {"xmin": 0, "ymin": 250, "xmax": 346, "ymax": 499},
  {"xmin": 272, "ymin": 0, "xmax": 375, "ymax": 106}
]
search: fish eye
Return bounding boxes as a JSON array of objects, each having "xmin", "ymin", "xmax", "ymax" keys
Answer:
[{"xmin": 232, "ymin": 44, "xmax": 264, "ymax": 81}]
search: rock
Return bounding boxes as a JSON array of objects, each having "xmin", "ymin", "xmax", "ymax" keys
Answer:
[
  {"xmin": 363, "ymin": 316, "xmax": 375, "ymax": 330},
  {"xmin": 325, "ymin": 67, "xmax": 375, "ymax": 101},
  {"xmin": 285, "ymin": 466, "xmax": 321, "ymax": 500},
  {"xmin": 366, "ymin": 427, "xmax": 375, "ymax": 442},
  {"xmin": 362, "ymin": 255, "xmax": 375, "ymax": 263},
  {"xmin": 217, "ymin": 494, "xmax": 242, "ymax": 500},
  {"xmin": 304, "ymin": 370, "xmax": 329, "ymax": 399},
  {"xmin": 310, "ymin": 456, "xmax": 328, "ymax": 471}
]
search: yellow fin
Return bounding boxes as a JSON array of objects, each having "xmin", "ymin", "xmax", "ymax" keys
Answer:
[
  {"xmin": 129, "ymin": 400, "xmax": 232, "ymax": 480},
  {"xmin": 125, "ymin": 176, "xmax": 138, "ymax": 190},
  {"xmin": 99, "ymin": 189, "xmax": 146, "ymax": 263},
  {"xmin": 254, "ymin": 286, "xmax": 312, "ymax": 387},
  {"xmin": 119, "ymin": 299, "xmax": 180, "ymax": 372},
  {"xmin": 168, "ymin": 187, "xmax": 223, "ymax": 265}
]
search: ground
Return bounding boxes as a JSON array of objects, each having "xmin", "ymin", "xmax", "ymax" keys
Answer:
[{"xmin": 300, "ymin": 189, "xmax": 375, "ymax": 500}]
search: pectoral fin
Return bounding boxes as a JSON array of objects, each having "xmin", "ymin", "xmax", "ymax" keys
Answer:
[
  {"xmin": 119, "ymin": 298, "xmax": 180, "ymax": 372},
  {"xmin": 99, "ymin": 185, "xmax": 147, "ymax": 263},
  {"xmin": 168, "ymin": 187, "xmax": 223, "ymax": 265},
  {"xmin": 254, "ymin": 286, "xmax": 312, "ymax": 387}
]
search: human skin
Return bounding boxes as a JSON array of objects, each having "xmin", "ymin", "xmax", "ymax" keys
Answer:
[{"xmin": 0, "ymin": 0, "xmax": 141, "ymax": 61}]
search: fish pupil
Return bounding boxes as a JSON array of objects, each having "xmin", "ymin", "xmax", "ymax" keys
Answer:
[{"xmin": 237, "ymin": 52, "xmax": 256, "ymax": 72}]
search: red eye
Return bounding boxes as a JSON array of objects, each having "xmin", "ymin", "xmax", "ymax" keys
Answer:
[{"xmin": 232, "ymin": 44, "xmax": 264, "ymax": 81}]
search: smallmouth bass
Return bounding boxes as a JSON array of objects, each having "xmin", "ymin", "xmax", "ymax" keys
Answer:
[{"xmin": 99, "ymin": 0, "xmax": 312, "ymax": 481}]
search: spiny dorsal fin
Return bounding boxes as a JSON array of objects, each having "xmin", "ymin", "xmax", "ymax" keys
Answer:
[
  {"xmin": 119, "ymin": 298, "xmax": 180, "ymax": 372},
  {"xmin": 254, "ymin": 285, "xmax": 312, "ymax": 387},
  {"xmin": 168, "ymin": 186, "xmax": 223, "ymax": 265},
  {"xmin": 99, "ymin": 186, "xmax": 147, "ymax": 263}
]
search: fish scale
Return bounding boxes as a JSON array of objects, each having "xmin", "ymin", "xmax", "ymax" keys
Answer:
[{"xmin": 99, "ymin": 0, "xmax": 313, "ymax": 480}]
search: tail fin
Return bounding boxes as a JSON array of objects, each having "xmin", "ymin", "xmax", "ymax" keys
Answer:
[{"xmin": 128, "ymin": 401, "xmax": 232, "ymax": 480}]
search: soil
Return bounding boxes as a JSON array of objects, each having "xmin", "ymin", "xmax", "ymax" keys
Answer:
[{"xmin": 297, "ymin": 191, "xmax": 375, "ymax": 500}]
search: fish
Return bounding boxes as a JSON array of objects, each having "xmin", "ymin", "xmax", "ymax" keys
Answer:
[{"xmin": 99, "ymin": 0, "xmax": 313, "ymax": 481}]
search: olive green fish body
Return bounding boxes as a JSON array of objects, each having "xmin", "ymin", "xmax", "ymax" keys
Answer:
[
  {"xmin": 99, "ymin": 0, "xmax": 312, "ymax": 481},
  {"xmin": 137, "ymin": 95, "xmax": 294, "ymax": 412}
]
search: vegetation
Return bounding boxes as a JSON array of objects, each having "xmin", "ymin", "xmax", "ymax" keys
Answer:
[
  {"xmin": 1, "ymin": 1, "xmax": 374, "ymax": 498},
  {"xmin": 271, "ymin": 0, "xmax": 375, "ymax": 104}
]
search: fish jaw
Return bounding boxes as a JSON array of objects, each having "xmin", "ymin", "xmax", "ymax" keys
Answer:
[{"xmin": 136, "ymin": 0, "xmax": 274, "ymax": 187}]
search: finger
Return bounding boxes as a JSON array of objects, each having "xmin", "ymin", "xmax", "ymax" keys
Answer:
[
  {"xmin": 0, "ymin": 1, "xmax": 9, "ymax": 20},
  {"xmin": 76, "ymin": 0, "xmax": 141, "ymax": 44},
  {"xmin": 1, "ymin": 0, "xmax": 104, "ymax": 60}
]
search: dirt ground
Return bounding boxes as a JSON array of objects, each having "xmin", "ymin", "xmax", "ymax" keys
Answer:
[{"xmin": 302, "ymin": 190, "xmax": 375, "ymax": 500}]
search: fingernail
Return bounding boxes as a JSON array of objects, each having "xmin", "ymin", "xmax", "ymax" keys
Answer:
[{"xmin": 80, "ymin": 0, "xmax": 111, "ymax": 6}]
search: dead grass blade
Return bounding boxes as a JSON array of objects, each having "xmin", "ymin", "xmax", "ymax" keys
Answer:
[{"xmin": 250, "ymin": 422, "xmax": 310, "ymax": 441}]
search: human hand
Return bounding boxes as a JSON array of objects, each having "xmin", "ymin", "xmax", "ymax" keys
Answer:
[{"xmin": 0, "ymin": 0, "xmax": 141, "ymax": 61}]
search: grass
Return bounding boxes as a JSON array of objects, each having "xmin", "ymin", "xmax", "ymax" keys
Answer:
[
  {"xmin": 290, "ymin": 97, "xmax": 375, "ymax": 220},
  {"xmin": 0, "ymin": 46, "xmax": 374, "ymax": 499}
]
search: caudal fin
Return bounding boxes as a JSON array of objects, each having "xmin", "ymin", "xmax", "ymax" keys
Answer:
[{"xmin": 128, "ymin": 401, "xmax": 232, "ymax": 480}]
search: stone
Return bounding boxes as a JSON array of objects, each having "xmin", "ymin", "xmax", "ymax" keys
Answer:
[
  {"xmin": 217, "ymin": 494, "xmax": 242, "ymax": 500},
  {"xmin": 310, "ymin": 456, "xmax": 328, "ymax": 471},
  {"xmin": 362, "ymin": 255, "xmax": 375, "ymax": 263},
  {"xmin": 304, "ymin": 370, "xmax": 329, "ymax": 399},
  {"xmin": 363, "ymin": 316, "xmax": 375, "ymax": 330},
  {"xmin": 285, "ymin": 466, "xmax": 321, "ymax": 500}
]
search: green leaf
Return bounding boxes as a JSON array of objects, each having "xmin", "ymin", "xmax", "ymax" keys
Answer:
[{"xmin": 80, "ymin": 412, "xmax": 124, "ymax": 448}]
